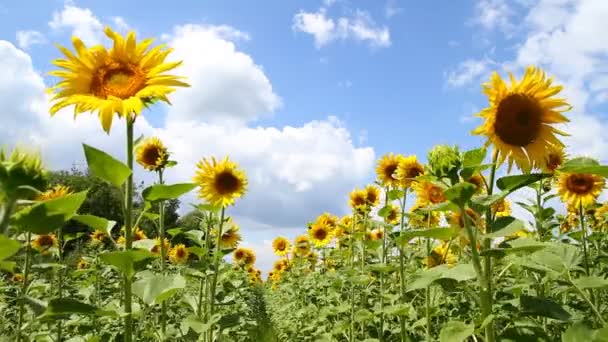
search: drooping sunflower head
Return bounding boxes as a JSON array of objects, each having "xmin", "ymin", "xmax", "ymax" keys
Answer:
[
  {"xmin": 349, "ymin": 188, "xmax": 368, "ymax": 212},
  {"xmin": 169, "ymin": 244, "xmax": 190, "ymax": 264},
  {"xmin": 31, "ymin": 234, "xmax": 58, "ymax": 252},
  {"xmin": 49, "ymin": 27, "xmax": 189, "ymax": 133},
  {"xmin": 491, "ymin": 199, "xmax": 512, "ymax": 217},
  {"xmin": 0, "ymin": 147, "xmax": 48, "ymax": 200},
  {"xmin": 425, "ymin": 243, "xmax": 457, "ymax": 268},
  {"xmin": 309, "ymin": 223, "xmax": 333, "ymax": 247},
  {"xmin": 36, "ymin": 184, "xmax": 72, "ymax": 201},
  {"xmin": 150, "ymin": 238, "xmax": 171, "ymax": 255},
  {"xmin": 217, "ymin": 224, "xmax": 241, "ymax": 249},
  {"xmin": 449, "ymin": 208, "xmax": 482, "ymax": 229},
  {"xmin": 364, "ymin": 185, "xmax": 381, "ymax": 208},
  {"xmin": 472, "ymin": 66, "xmax": 571, "ymax": 172},
  {"xmin": 557, "ymin": 172, "xmax": 605, "ymax": 209},
  {"xmin": 272, "ymin": 236, "xmax": 291, "ymax": 256},
  {"xmin": 395, "ymin": 155, "xmax": 425, "ymax": 188},
  {"xmin": 136, "ymin": 137, "xmax": 169, "ymax": 171},
  {"xmin": 412, "ymin": 180, "xmax": 447, "ymax": 206},
  {"xmin": 376, "ymin": 153, "xmax": 404, "ymax": 188},
  {"xmin": 193, "ymin": 157, "xmax": 247, "ymax": 208},
  {"xmin": 384, "ymin": 204, "xmax": 401, "ymax": 225}
]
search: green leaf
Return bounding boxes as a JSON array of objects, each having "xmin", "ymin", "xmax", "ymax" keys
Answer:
[
  {"xmin": 354, "ymin": 309, "xmax": 374, "ymax": 322},
  {"xmin": 520, "ymin": 295, "xmax": 571, "ymax": 321},
  {"xmin": 142, "ymin": 183, "xmax": 197, "ymax": 202},
  {"xmin": 99, "ymin": 250, "xmax": 155, "ymax": 280},
  {"xmin": 132, "ymin": 274, "xmax": 187, "ymax": 305},
  {"xmin": 462, "ymin": 148, "xmax": 487, "ymax": 168},
  {"xmin": 559, "ymin": 157, "xmax": 608, "ymax": 177},
  {"xmin": 166, "ymin": 227, "xmax": 183, "ymax": 237},
  {"xmin": 472, "ymin": 192, "xmax": 507, "ymax": 207},
  {"xmin": 571, "ymin": 275, "xmax": 608, "ymax": 289},
  {"xmin": 444, "ymin": 182, "xmax": 476, "ymax": 207},
  {"xmin": 83, "ymin": 144, "xmax": 131, "ymax": 188},
  {"xmin": 0, "ymin": 234, "xmax": 20, "ymax": 261},
  {"xmin": 496, "ymin": 173, "xmax": 549, "ymax": 192},
  {"xmin": 387, "ymin": 189, "xmax": 405, "ymax": 201},
  {"xmin": 394, "ymin": 228, "xmax": 458, "ymax": 246},
  {"xmin": 0, "ymin": 261, "xmax": 16, "ymax": 272},
  {"xmin": 72, "ymin": 214, "xmax": 116, "ymax": 233},
  {"xmin": 407, "ymin": 264, "xmax": 476, "ymax": 291},
  {"xmin": 12, "ymin": 191, "xmax": 87, "ymax": 233},
  {"xmin": 377, "ymin": 206, "xmax": 392, "ymax": 218},
  {"xmin": 218, "ymin": 313, "xmax": 241, "ymax": 329},
  {"xmin": 484, "ymin": 216, "xmax": 525, "ymax": 238},
  {"xmin": 439, "ymin": 321, "xmax": 474, "ymax": 342},
  {"xmin": 42, "ymin": 298, "xmax": 114, "ymax": 318}
]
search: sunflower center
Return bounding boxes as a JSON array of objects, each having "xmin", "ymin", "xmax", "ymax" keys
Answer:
[
  {"xmin": 235, "ymin": 250, "xmax": 244, "ymax": 259},
  {"xmin": 566, "ymin": 174, "xmax": 595, "ymax": 194},
  {"xmin": 176, "ymin": 248, "xmax": 186, "ymax": 258},
  {"xmin": 142, "ymin": 146, "xmax": 161, "ymax": 166},
  {"xmin": 214, "ymin": 171, "xmax": 241, "ymax": 195},
  {"xmin": 407, "ymin": 165, "xmax": 424, "ymax": 179},
  {"xmin": 546, "ymin": 153, "xmax": 562, "ymax": 171},
  {"xmin": 384, "ymin": 164, "xmax": 399, "ymax": 180},
  {"xmin": 91, "ymin": 63, "xmax": 146, "ymax": 99},
  {"xmin": 314, "ymin": 228, "xmax": 328, "ymax": 240},
  {"xmin": 277, "ymin": 241, "xmax": 286, "ymax": 250},
  {"xmin": 39, "ymin": 235, "xmax": 54, "ymax": 247},
  {"xmin": 494, "ymin": 94, "xmax": 543, "ymax": 147},
  {"xmin": 429, "ymin": 187, "xmax": 445, "ymax": 203}
]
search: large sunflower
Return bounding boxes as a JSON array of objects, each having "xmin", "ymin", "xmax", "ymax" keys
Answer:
[
  {"xmin": 557, "ymin": 172, "xmax": 605, "ymax": 208},
  {"xmin": 193, "ymin": 157, "xmax": 247, "ymax": 208},
  {"xmin": 316, "ymin": 212, "xmax": 338, "ymax": 230},
  {"xmin": 472, "ymin": 66, "xmax": 571, "ymax": 172},
  {"xmin": 376, "ymin": 153, "xmax": 404, "ymax": 188},
  {"xmin": 49, "ymin": 27, "xmax": 189, "ymax": 133},
  {"xmin": 309, "ymin": 223, "xmax": 332, "ymax": 247},
  {"xmin": 395, "ymin": 155, "xmax": 425, "ymax": 188},
  {"xmin": 272, "ymin": 236, "xmax": 291, "ymax": 256},
  {"xmin": 136, "ymin": 137, "xmax": 169, "ymax": 171}
]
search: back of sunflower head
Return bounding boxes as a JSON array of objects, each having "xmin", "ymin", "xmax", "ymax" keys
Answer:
[
  {"xmin": 427, "ymin": 144, "xmax": 461, "ymax": 183},
  {"xmin": 0, "ymin": 147, "xmax": 48, "ymax": 200}
]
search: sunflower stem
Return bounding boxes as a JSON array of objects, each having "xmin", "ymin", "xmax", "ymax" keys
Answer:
[
  {"xmin": 398, "ymin": 190, "xmax": 408, "ymax": 342},
  {"xmin": 208, "ymin": 206, "xmax": 226, "ymax": 342},
  {"xmin": 426, "ymin": 237, "xmax": 432, "ymax": 342},
  {"xmin": 579, "ymin": 203, "xmax": 590, "ymax": 276},
  {"xmin": 378, "ymin": 189, "xmax": 389, "ymax": 342},
  {"xmin": 0, "ymin": 197, "xmax": 16, "ymax": 235},
  {"xmin": 123, "ymin": 118, "xmax": 135, "ymax": 342},
  {"xmin": 56, "ymin": 227, "xmax": 64, "ymax": 342},
  {"xmin": 16, "ymin": 232, "xmax": 31, "ymax": 342},
  {"xmin": 157, "ymin": 169, "xmax": 168, "ymax": 337}
]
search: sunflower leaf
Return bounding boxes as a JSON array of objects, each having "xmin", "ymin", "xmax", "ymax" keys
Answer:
[
  {"xmin": 0, "ymin": 234, "xmax": 20, "ymax": 261},
  {"xmin": 444, "ymin": 182, "xmax": 476, "ymax": 207},
  {"xmin": 439, "ymin": 320, "xmax": 474, "ymax": 342},
  {"xmin": 496, "ymin": 173, "xmax": 549, "ymax": 192},
  {"xmin": 132, "ymin": 274, "xmax": 187, "ymax": 305},
  {"xmin": 99, "ymin": 250, "xmax": 156, "ymax": 280},
  {"xmin": 72, "ymin": 214, "xmax": 116, "ymax": 233},
  {"xmin": 394, "ymin": 228, "xmax": 458, "ymax": 245},
  {"xmin": 11, "ymin": 191, "xmax": 87, "ymax": 234},
  {"xmin": 142, "ymin": 183, "xmax": 197, "ymax": 202},
  {"xmin": 484, "ymin": 216, "xmax": 525, "ymax": 238},
  {"xmin": 558, "ymin": 157, "xmax": 608, "ymax": 176},
  {"xmin": 83, "ymin": 144, "xmax": 131, "ymax": 188}
]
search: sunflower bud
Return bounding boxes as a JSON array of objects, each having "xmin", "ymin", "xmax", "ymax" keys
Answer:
[
  {"xmin": 542, "ymin": 179, "xmax": 552, "ymax": 192},
  {"xmin": 0, "ymin": 148, "xmax": 48, "ymax": 200},
  {"xmin": 427, "ymin": 144, "xmax": 461, "ymax": 179}
]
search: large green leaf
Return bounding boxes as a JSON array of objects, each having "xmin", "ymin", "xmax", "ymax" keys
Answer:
[
  {"xmin": 496, "ymin": 174, "xmax": 549, "ymax": 192},
  {"xmin": 462, "ymin": 148, "xmax": 487, "ymax": 168},
  {"xmin": 72, "ymin": 214, "xmax": 116, "ymax": 233},
  {"xmin": 472, "ymin": 192, "xmax": 507, "ymax": 207},
  {"xmin": 520, "ymin": 295, "xmax": 571, "ymax": 321},
  {"xmin": 394, "ymin": 228, "xmax": 458, "ymax": 246},
  {"xmin": 407, "ymin": 264, "xmax": 476, "ymax": 291},
  {"xmin": 11, "ymin": 191, "xmax": 87, "ymax": 233},
  {"xmin": 133, "ymin": 274, "xmax": 187, "ymax": 305},
  {"xmin": 83, "ymin": 144, "xmax": 131, "ymax": 188},
  {"xmin": 0, "ymin": 234, "xmax": 20, "ymax": 261},
  {"xmin": 559, "ymin": 157, "xmax": 608, "ymax": 177},
  {"xmin": 42, "ymin": 298, "xmax": 114, "ymax": 318},
  {"xmin": 439, "ymin": 321, "xmax": 474, "ymax": 342},
  {"xmin": 485, "ymin": 216, "xmax": 525, "ymax": 238},
  {"xmin": 444, "ymin": 182, "xmax": 476, "ymax": 207},
  {"xmin": 99, "ymin": 250, "xmax": 155, "ymax": 280},
  {"xmin": 571, "ymin": 275, "xmax": 608, "ymax": 289},
  {"xmin": 142, "ymin": 183, "xmax": 197, "ymax": 202}
]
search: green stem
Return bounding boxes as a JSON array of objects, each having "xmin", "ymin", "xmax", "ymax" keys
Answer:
[
  {"xmin": 349, "ymin": 212, "xmax": 357, "ymax": 342},
  {"xmin": 398, "ymin": 190, "xmax": 408, "ymax": 342},
  {"xmin": 535, "ymin": 184, "xmax": 544, "ymax": 241},
  {"xmin": 208, "ymin": 207, "xmax": 226, "ymax": 341},
  {"xmin": 579, "ymin": 203, "xmax": 590, "ymax": 276},
  {"xmin": 197, "ymin": 277, "xmax": 205, "ymax": 319},
  {"xmin": 123, "ymin": 118, "xmax": 135, "ymax": 342},
  {"xmin": 0, "ymin": 198, "xmax": 16, "ymax": 235},
  {"xmin": 426, "ymin": 238, "xmax": 431, "ymax": 341},
  {"xmin": 16, "ymin": 232, "xmax": 32, "ymax": 342},
  {"xmin": 157, "ymin": 169, "xmax": 167, "ymax": 336},
  {"xmin": 378, "ymin": 189, "xmax": 389, "ymax": 342},
  {"xmin": 57, "ymin": 227, "xmax": 64, "ymax": 342},
  {"xmin": 570, "ymin": 273, "xmax": 606, "ymax": 325}
]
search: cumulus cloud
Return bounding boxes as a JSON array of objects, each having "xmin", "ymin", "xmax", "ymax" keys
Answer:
[
  {"xmin": 293, "ymin": 8, "xmax": 391, "ymax": 49},
  {"xmin": 49, "ymin": 2, "xmax": 104, "ymax": 45},
  {"xmin": 473, "ymin": 0, "xmax": 514, "ymax": 32},
  {"xmin": 16, "ymin": 30, "xmax": 46, "ymax": 49},
  {"xmin": 445, "ymin": 58, "xmax": 495, "ymax": 87}
]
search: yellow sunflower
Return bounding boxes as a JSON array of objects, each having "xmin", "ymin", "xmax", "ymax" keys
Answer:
[
  {"xmin": 365, "ymin": 185, "xmax": 381, "ymax": 208},
  {"xmin": 150, "ymin": 238, "xmax": 171, "ymax": 255},
  {"xmin": 349, "ymin": 188, "xmax": 368, "ymax": 211},
  {"xmin": 466, "ymin": 173, "xmax": 486, "ymax": 194},
  {"xmin": 384, "ymin": 204, "xmax": 401, "ymax": 225},
  {"xmin": 31, "ymin": 234, "xmax": 58, "ymax": 252},
  {"xmin": 11, "ymin": 273, "xmax": 24, "ymax": 283},
  {"xmin": 316, "ymin": 212, "xmax": 338, "ymax": 230},
  {"xmin": 36, "ymin": 184, "xmax": 72, "ymax": 201},
  {"xmin": 425, "ymin": 243, "xmax": 457, "ymax": 268},
  {"xmin": 169, "ymin": 244, "xmax": 190, "ymax": 264},
  {"xmin": 472, "ymin": 66, "xmax": 571, "ymax": 172},
  {"xmin": 272, "ymin": 236, "xmax": 291, "ymax": 256},
  {"xmin": 233, "ymin": 247, "xmax": 256, "ymax": 266},
  {"xmin": 560, "ymin": 212, "xmax": 579, "ymax": 233},
  {"xmin": 412, "ymin": 180, "xmax": 447, "ymax": 206},
  {"xmin": 557, "ymin": 172, "xmax": 605, "ymax": 208},
  {"xmin": 293, "ymin": 235, "xmax": 311, "ymax": 257},
  {"xmin": 370, "ymin": 228, "xmax": 384, "ymax": 241},
  {"xmin": 543, "ymin": 144, "xmax": 566, "ymax": 173},
  {"xmin": 77, "ymin": 258, "xmax": 88, "ymax": 270},
  {"xmin": 309, "ymin": 223, "xmax": 332, "ymax": 247},
  {"xmin": 49, "ymin": 27, "xmax": 188, "ymax": 133},
  {"xmin": 133, "ymin": 227, "xmax": 147, "ymax": 241},
  {"xmin": 217, "ymin": 223, "xmax": 241, "ymax": 249},
  {"xmin": 273, "ymin": 258, "xmax": 290, "ymax": 273},
  {"xmin": 307, "ymin": 251, "xmax": 318, "ymax": 265},
  {"xmin": 90, "ymin": 230, "xmax": 107, "ymax": 243},
  {"xmin": 409, "ymin": 203, "xmax": 441, "ymax": 228},
  {"xmin": 135, "ymin": 137, "xmax": 169, "ymax": 171},
  {"xmin": 396, "ymin": 155, "xmax": 425, "ymax": 188},
  {"xmin": 376, "ymin": 153, "xmax": 404, "ymax": 188},
  {"xmin": 595, "ymin": 202, "xmax": 608, "ymax": 226},
  {"xmin": 491, "ymin": 199, "xmax": 511, "ymax": 217},
  {"xmin": 193, "ymin": 156, "xmax": 247, "ymax": 208}
]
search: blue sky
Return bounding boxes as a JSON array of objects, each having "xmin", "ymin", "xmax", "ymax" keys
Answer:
[{"xmin": 1, "ymin": 0, "xmax": 607, "ymax": 271}]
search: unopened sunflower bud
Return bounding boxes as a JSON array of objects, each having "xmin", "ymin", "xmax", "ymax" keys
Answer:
[
  {"xmin": 427, "ymin": 144, "xmax": 461, "ymax": 178},
  {"xmin": 0, "ymin": 148, "xmax": 48, "ymax": 200}
]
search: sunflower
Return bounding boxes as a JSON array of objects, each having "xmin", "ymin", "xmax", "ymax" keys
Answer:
[
  {"xmin": 376, "ymin": 153, "xmax": 404, "ymax": 187},
  {"xmin": 396, "ymin": 155, "xmax": 425, "ymax": 188},
  {"xmin": 595, "ymin": 202, "xmax": 608, "ymax": 227},
  {"xmin": 150, "ymin": 238, "xmax": 171, "ymax": 255},
  {"xmin": 472, "ymin": 67, "xmax": 571, "ymax": 172},
  {"xmin": 543, "ymin": 144, "xmax": 566, "ymax": 173},
  {"xmin": 466, "ymin": 173, "xmax": 486, "ymax": 194},
  {"xmin": 217, "ymin": 224, "xmax": 241, "ymax": 249},
  {"xmin": 309, "ymin": 223, "xmax": 332, "ymax": 247},
  {"xmin": 193, "ymin": 157, "xmax": 247, "ymax": 207},
  {"xmin": 90, "ymin": 230, "xmax": 107, "ymax": 244},
  {"xmin": 49, "ymin": 27, "xmax": 188, "ymax": 133},
  {"xmin": 370, "ymin": 228, "xmax": 384, "ymax": 241},
  {"xmin": 560, "ymin": 212, "xmax": 579, "ymax": 233},
  {"xmin": 491, "ymin": 199, "xmax": 511, "ymax": 217},
  {"xmin": 11, "ymin": 273, "xmax": 24, "ymax": 283},
  {"xmin": 307, "ymin": 251, "xmax": 318, "ymax": 265},
  {"xmin": 133, "ymin": 227, "xmax": 147, "ymax": 241},
  {"xmin": 169, "ymin": 244, "xmax": 190, "ymax": 264},
  {"xmin": 449, "ymin": 208, "xmax": 482, "ymax": 229},
  {"xmin": 233, "ymin": 247, "xmax": 256, "ymax": 266},
  {"xmin": 409, "ymin": 204, "xmax": 441, "ymax": 228},
  {"xmin": 293, "ymin": 235, "xmax": 311, "ymax": 257},
  {"xmin": 384, "ymin": 204, "xmax": 401, "ymax": 225},
  {"xmin": 425, "ymin": 243, "xmax": 457, "ymax": 268},
  {"xmin": 412, "ymin": 180, "xmax": 447, "ymax": 206},
  {"xmin": 36, "ymin": 184, "xmax": 72, "ymax": 201},
  {"xmin": 557, "ymin": 172, "xmax": 605, "ymax": 209},
  {"xmin": 273, "ymin": 258, "xmax": 290, "ymax": 273},
  {"xmin": 31, "ymin": 234, "xmax": 58, "ymax": 252},
  {"xmin": 365, "ymin": 185, "xmax": 381, "ymax": 208},
  {"xmin": 316, "ymin": 212, "xmax": 338, "ymax": 230},
  {"xmin": 77, "ymin": 258, "xmax": 88, "ymax": 270},
  {"xmin": 136, "ymin": 137, "xmax": 169, "ymax": 171},
  {"xmin": 272, "ymin": 236, "xmax": 290, "ymax": 256},
  {"xmin": 349, "ymin": 188, "xmax": 368, "ymax": 211}
]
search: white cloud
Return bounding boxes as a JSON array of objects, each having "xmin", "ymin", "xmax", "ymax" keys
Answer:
[
  {"xmin": 385, "ymin": 0, "xmax": 403, "ymax": 18},
  {"xmin": 293, "ymin": 8, "xmax": 391, "ymax": 48},
  {"xmin": 446, "ymin": 58, "xmax": 494, "ymax": 87},
  {"xmin": 49, "ymin": 3, "xmax": 103, "ymax": 45},
  {"xmin": 111, "ymin": 16, "xmax": 132, "ymax": 33},
  {"xmin": 16, "ymin": 30, "xmax": 46, "ymax": 49},
  {"xmin": 473, "ymin": 0, "xmax": 514, "ymax": 32}
]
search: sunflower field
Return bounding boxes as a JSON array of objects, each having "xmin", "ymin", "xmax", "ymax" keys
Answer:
[{"xmin": 2, "ymin": 25, "xmax": 608, "ymax": 342}]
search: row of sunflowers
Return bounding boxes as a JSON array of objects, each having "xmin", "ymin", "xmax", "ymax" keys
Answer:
[{"xmin": 1, "ymin": 25, "xmax": 608, "ymax": 342}]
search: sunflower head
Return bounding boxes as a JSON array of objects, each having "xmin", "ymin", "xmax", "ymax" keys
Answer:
[
  {"xmin": 339, "ymin": 215, "xmax": 353, "ymax": 231},
  {"xmin": 384, "ymin": 204, "xmax": 401, "ymax": 225},
  {"xmin": 449, "ymin": 208, "xmax": 482, "ymax": 229},
  {"xmin": 293, "ymin": 235, "xmax": 311, "ymax": 257},
  {"xmin": 309, "ymin": 223, "xmax": 333, "ymax": 247},
  {"xmin": 217, "ymin": 223, "xmax": 241, "ymax": 249},
  {"xmin": 364, "ymin": 185, "xmax": 381, "ymax": 208},
  {"xmin": 169, "ymin": 244, "xmax": 190, "ymax": 264},
  {"xmin": 412, "ymin": 180, "xmax": 447, "ymax": 206},
  {"xmin": 90, "ymin": 230, "xmax": 108, "ymax": 245},
  {"xmin": 11, "ymin": 273, "xmax": 24, "ymax": 283},
  {"xmin": 133, "ymin": 227, "xmax": 147, "ymax": 241},
  {"xmin": 557, "ymin": 172, "xmax": 605, "ymax": 209},
  {"xmin": 273, "ymin": 258, "xmax": 290, "ymax": 273},
  {"xmin": 316, "ymin": 212, "xmax": 338, "ymax": 230},
  {"xmin": 150, "ymin": 238, "xmax": 171, "ymax": 255},
  {"xmin": 49, "ymin": 27, "xmax": 189, "ymax": 133},
  {"xmin": 36, "ymin": 184, "xmax": 72, "ymax": 201},
  {"xmin": 31, "ymin": 234, "xmax": 58, "ymax": 252},
  {"xmin": 376, "ymin": 153, "xmax": 404, "ymax": 188},
  {"xmin": 0, "ymin": 148, "xmax": 48, "ymax": 200},
  {"xmin": 427, "ymin": 145, "xmax": 461, "ymax": 179},
  {"xmin": 233, "ymin": 247, "xmax": 256, "ymax": 266},
  {"xmin": 307, "ymin": 251, "xmax": 318, "ymax": 265},
  {"xmin": 193, "ymin": 157, "xmax": 247, "ymax": 208},
  {"xmin": 472, "ymin": 67, "xmax": 571, "ymax": 172},
  {"xmin": 491, "ymin": 199, "xmax": 512, "ymax": 217},
  {"xmin": 272, "ymin": 236, "xmax": 291, "ymax": 256},
  {"xmin": 409, "ymin": 203, "xmax": 441, "ymax": 228},
  {"xmin": 425, "ymin": 243, "xmax": 457, "ymax": 268},
  {"xmin": 349, "ymin": 188, "xmax": 368, "ymax": 212},
  {"xmin": 543, "ymin": 144, "xmax": 566, "ymax": 173},
  {"xmin": 396, "ymin": 155, "xmax": 425, "ymax": 188},
  {"xmin": 77, "ymin": 258, "xmax": 88, "ymax": 270},
  {"xmin": 136, "ymin": 137, "xmax": 169, "ymax": 171},
  {"xmin": 466, "ymin": 173, "xmax": 486, "ymax": 194},
  {"xmin": 370, "ymin": 228, "xmax": 384, "ymax": 241}
]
